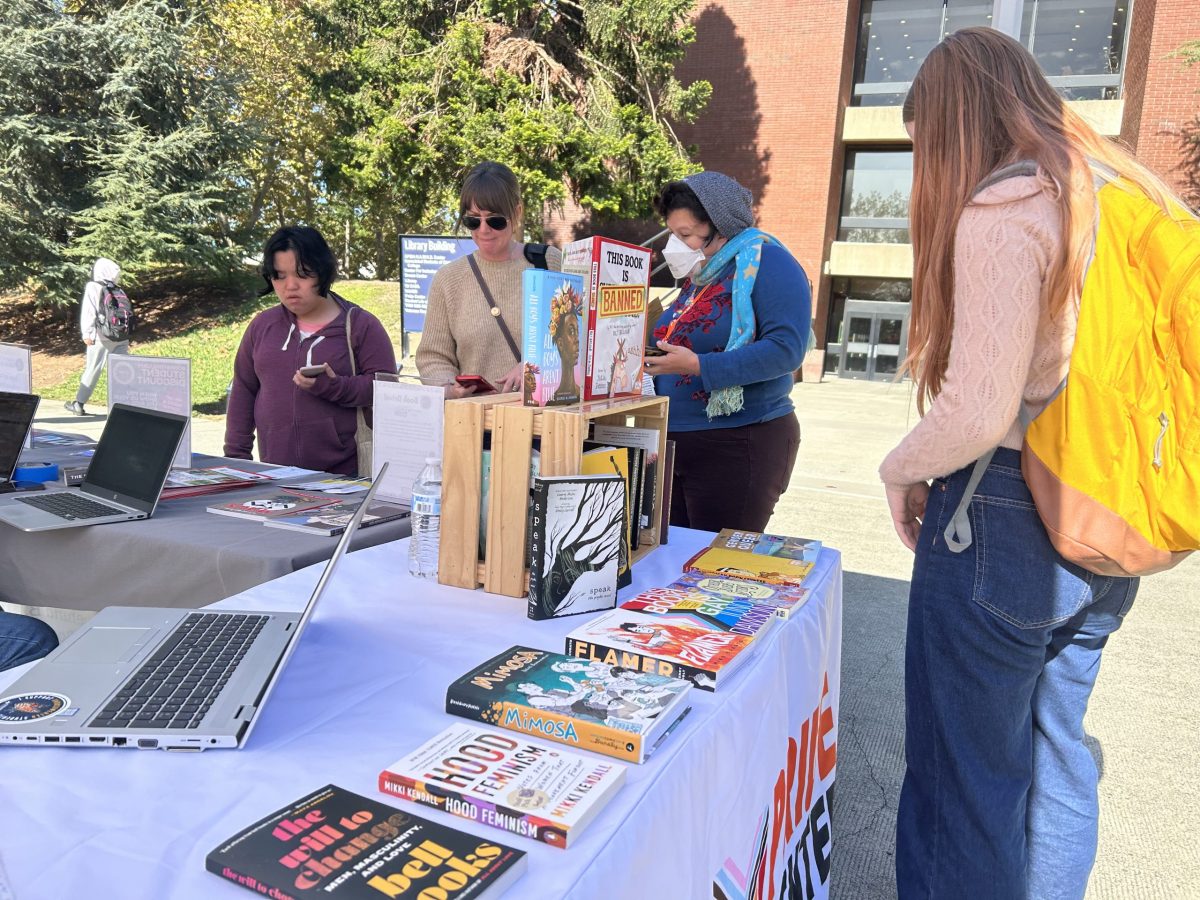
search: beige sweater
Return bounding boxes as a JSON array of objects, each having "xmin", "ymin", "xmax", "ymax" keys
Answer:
[
  {"xmin": 879, "ymin": 174, "xmax": 1079, "ymax": 487},
  {"xmin": 416, "ymin": 246, "xmax": 563, "ymax": 387}
]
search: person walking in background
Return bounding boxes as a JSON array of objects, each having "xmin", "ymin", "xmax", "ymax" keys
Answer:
[
  {"xmin": 879, "ymin": 28, "xmax": 1190, "ymax": 900},
  {"xmin": 645, "ymin": 171, "xmax": 810, "ymax": 533},
  {"xmin": 416, "ymin": 161, "xmax": 561, "ymax": 397},
  {"xmin": 224, "ymin": 226, "xmax": 396, "ymax": 476},
  {"xmin": 64, "ymin": 258, "xmax": 129, "ymax": 416}
]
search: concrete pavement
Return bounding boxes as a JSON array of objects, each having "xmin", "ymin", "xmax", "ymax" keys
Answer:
[{"xmin": 28, "ymin": 378, "xmax": 1200, "ymax": 898}]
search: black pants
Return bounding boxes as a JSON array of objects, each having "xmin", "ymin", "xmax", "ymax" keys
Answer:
[{"xmin": 668, "ymin": 412, "xmax": 800, "ymax": 533}]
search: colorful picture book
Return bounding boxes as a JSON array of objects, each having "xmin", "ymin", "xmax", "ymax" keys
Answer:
[
  {"xmin": 620, "ymin": 585, "xmax": 779, "ymax": 638},
  {"xmin": 263, "ymin": 499, "xmax": 410, "ymax": 536},
  {"xmin": 521, "ymin": 269, "xmax": 586, "ymax": 407},
  {"xmin": 564, "ymin": 608, "xmax": 760, "ymax": 692},
  {"xmin": 710, "ymin": 528, "xmax": 822, "ymax": 563},
  {"xmin": 527, "ymin": 475, "xmax": 623, "ymax": 620},
  {"xmin": 670, "ymin": 570, "xmax": 811, "ymax": 619},
  {"xmin": 683, "ymin": 545, "xmax": 815, "ymax": 588},
  {"xmin": 206, "ymin": 489, "xmax": 339, "ymax": 521},
  {"xmin": 561, "ymin": 236, "xmax": 652, "ymax": 400},
  {"xmin": 379, "ymin": 724, "xmax": 627, "ymax": 849},
  {"xmin": 205, "ymin": 784, "xmax": 526, "ymax": 899},
  {"xmin": 446, "ymin": 646, "xmax": 692, "ymax": 764}
]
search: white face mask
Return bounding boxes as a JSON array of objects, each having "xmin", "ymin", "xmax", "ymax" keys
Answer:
[{"xmin": 662, "ymin": 233, "xmax": 707, "ymax": 280}]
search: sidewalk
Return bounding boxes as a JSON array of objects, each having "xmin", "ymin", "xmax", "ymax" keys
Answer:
[
  {"xmin": 773, "ymin": 378, "xmax": 1199, "ymax": 900},
  {"xmin": 31, "ymin": 381, "xmax": 1200, "ymax": 898}
]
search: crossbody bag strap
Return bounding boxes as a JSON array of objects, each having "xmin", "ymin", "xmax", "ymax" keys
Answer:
[{"xmin": 465, "ymin": 253, "xmax": 520, "ymax": 363}]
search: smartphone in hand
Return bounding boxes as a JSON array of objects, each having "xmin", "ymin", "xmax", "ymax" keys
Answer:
[
  {"xmin": 643, "ymin": 346, "xmax": 668, "ymax": 358},
  {"xmin": 455, "ymin": 374, "xmax": 498, "ymax": 394},
  {"xmin": 298, "ymin": 365, "xmax": 326, "ymax": 377}
]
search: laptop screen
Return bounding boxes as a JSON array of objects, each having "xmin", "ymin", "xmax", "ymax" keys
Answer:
[
  {"xmin": 84, "ymin": 405, "xmax": 187, "ymax": 506},
  {"xmin": 0, "ymin": 392, "xmax": 39, "ymax": 481}
]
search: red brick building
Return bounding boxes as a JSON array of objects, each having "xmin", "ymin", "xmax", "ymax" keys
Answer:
[{"xmin": 552, "ymin": 1, "xmax": 1200, "ymax": 381}]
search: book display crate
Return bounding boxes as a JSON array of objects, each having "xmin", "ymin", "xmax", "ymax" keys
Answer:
[{"xmin": 438, "ymin": 393, "xmax": 669, "ymax": 598}]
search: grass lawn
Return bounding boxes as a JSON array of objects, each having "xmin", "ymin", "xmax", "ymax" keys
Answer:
[{"xmin": 40, "ymin": 281, "xmax": 403, "ymax": 414}]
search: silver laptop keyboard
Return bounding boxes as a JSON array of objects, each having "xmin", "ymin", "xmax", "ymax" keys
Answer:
[
  {"xmin": 15, "ymin": 492, "xmax": 123, "ymax": 520},
  {"xmin": 88, "ymin": 612, "xmax": 269, "ymax": 730}
]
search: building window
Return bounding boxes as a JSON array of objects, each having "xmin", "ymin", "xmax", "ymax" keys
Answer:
[
  {"xmin": 839, "ymin": 150, "xmax": 914, "ymax": 243},
  {"xmin": 852, "ymin": 0, "xmax": 1132, "ymax": 105},
  {"xmin": 1020, "ymin": 1, "xmax": 1131, "ymax": 100},
  {"xmin": 852, "ymin": 1, "xmax": 994, "ymax": 106}
]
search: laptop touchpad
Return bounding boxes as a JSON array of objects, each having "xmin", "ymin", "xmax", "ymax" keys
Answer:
[{"xmin": 65, "ymin": 627, "xmax": 153, "ymax": 664}]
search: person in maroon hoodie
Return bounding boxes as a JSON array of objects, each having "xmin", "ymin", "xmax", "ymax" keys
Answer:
[{"xmin": 224, "ymin": 226, "xmax": 397, "ymax": 475}]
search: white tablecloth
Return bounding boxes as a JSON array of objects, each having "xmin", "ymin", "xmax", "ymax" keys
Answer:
[{"xmin": 0, "ymin": 529, "xmax": 842, "ymax": 900}]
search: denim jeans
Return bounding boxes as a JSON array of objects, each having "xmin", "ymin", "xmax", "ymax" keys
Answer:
[
  {"xmin": 895, "ymin": 448, "xmax": 1138, "ymax": 900},
  {"xmin": 0, "ymin": 610, "xmax": 59, "ymax": 672}
]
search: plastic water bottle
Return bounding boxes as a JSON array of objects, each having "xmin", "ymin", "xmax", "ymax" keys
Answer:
[{"xmin": 409, "ymin": 457, "xmax": 443, "ymax": 579}]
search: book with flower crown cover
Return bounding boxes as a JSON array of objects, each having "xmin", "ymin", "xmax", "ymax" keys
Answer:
[{"xmin": 521, "ymin": 269, "xmax": 586, "ymax": 407}]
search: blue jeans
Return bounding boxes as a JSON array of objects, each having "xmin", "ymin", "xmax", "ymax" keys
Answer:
[
  {"xmin": 895, "ymin": 448, "xmax": 1138, "ymax": 900},
  {"xmin": 0, "ymin": 610, "xmax": 59, "ymax": 672}
]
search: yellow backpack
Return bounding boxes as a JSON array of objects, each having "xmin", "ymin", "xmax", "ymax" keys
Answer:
[{"xmin": 945, "ymin": 163, "xmax": 1200, "ymax": 577}]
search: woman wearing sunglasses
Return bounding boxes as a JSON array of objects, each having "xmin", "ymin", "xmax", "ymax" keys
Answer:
[
  {"xmin": 644, "ymin": 171, "xmax": 812, "ymax": 532},
  {"xmin": 417, "ymin": 161, "xmax": 562, "ymax": 397}
]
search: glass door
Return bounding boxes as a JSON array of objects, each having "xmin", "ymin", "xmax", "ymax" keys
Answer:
[{"xmin": 837, "ymin": 301, "xmax": 910, "ymax": 381}]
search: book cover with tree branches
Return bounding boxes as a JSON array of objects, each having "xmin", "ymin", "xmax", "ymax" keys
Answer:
[{"xmin": 527, "ymin": 475, "xmax": 624, "ymax": 620}]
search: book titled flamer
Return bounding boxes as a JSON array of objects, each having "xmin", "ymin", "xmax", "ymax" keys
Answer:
[
  {"xmin": 564, "ymin": 608, "xmax": 761, "ymax": 692},
  {"xmin": 379, "ymin": 724, "xmax": 626, "ymax": 849},
  {"xmin": 683, "ymin": 545, "xmax": 815, "ymax": 588},
  {"xmin": 445, "ymin": 646, "xmax": 692, "ymax": 764},
  {"xmin": 205, "ymin": 783, "xmax": 525, "ymax": 899}
]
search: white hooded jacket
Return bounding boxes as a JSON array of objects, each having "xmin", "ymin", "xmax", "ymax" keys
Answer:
[{"xmin": 79, "ymin": 258, "xmax": 122, "ymax": 342}]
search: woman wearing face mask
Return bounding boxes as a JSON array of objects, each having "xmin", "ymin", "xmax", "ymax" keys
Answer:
[
  {"xmin": 224, "ymin": 226, "xmax": 397, "ymax": 476},
  {"xmin": 646, "ymin": 172, "xmax": 811, "ymax": 532},
  {"xmin": 417, "ymin": 161, "xmax": 562, "ymax": 398}
]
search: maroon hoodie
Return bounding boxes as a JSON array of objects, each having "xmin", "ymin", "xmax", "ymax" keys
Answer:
[{"xmin": 223, "ymin": 295, "xmax": 397, "ymax": 475}]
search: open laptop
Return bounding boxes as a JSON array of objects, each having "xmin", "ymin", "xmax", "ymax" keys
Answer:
[
  {"xmin": 0, "ymin": 403, "xmax": 186, "ymax": 531},
  {"xmin": 0, "ymin": 391, "xmax": 40, "ymax": 492},
  {"xmin": 0, "ymin": 464, "xmax": 389, "ymax": 751}
]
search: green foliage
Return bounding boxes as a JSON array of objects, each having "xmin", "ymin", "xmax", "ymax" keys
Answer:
[
  {"xmin": 0, "ymin": 0, "xmax": 247, "ymax": 305},
  {"xmin": 309, "ymin": 0, "xmax": 708, "ymax": 274}
]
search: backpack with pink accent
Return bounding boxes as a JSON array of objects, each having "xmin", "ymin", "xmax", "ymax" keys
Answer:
[{"xmin": 94, "ymin": 280, "xmax": 134, "ymax": 342}]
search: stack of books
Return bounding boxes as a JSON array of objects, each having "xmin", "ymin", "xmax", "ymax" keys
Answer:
[{"xmin": 206, "ymin": 489, "xmax": 408, "ymax": 536}]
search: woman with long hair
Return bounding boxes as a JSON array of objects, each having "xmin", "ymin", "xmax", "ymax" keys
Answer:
[{"xmin": 879, "ymin": 28, "xmax": 1191, "ymax": 899}]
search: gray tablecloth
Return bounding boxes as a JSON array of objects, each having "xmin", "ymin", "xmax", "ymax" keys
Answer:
[{"xmin": 2, "ymin": 447, "xmax": 410, "ymax": 611}]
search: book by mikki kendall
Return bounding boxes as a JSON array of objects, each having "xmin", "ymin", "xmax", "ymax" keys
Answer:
[
  {"xmin": 205, "ymin": 784, "xmax": 525, "ymax": 899},
  {"xmin": 446, "ymin": 646, "xmax": 692, "ymax": 764},
  {"xmin": 521, "ymin": 269, "xmax": 586, "ymax": 407},
  {"xmin": 527, "ymin": 474, "xmax": 623, "ymax": 621},
  {"xmin": 379, "ymin": 724, "xmax": 627, "ymax": 849},
  {"xmin": 564, "ymin": 608, "xmax": 760, "ymax": 692},
  {"xmin": 561, "ymin": 236, "xmax": 652, "ymax": 400}
]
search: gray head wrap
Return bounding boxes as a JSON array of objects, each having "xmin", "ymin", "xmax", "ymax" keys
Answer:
[{"xmin": 683, "ymin": 171, "xmax": 755, "ymax": 239}]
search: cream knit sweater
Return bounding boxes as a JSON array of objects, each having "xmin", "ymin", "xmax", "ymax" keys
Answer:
[
  {"xmin": 416, "ymin": 246, "xmax": 563, "ymax": 388},
  {"xmin": 880, "ymin": 174, "xmax": 1079, "ymax": 487}
]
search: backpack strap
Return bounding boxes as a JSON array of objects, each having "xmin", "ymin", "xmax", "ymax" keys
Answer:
[{"xmin": 941, "ymin": 160, "xmax": 1045, "ymax": 554}]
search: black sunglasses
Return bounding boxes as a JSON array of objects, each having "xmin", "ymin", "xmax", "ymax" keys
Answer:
[{"xmin": 462, "ymin": 214, "xmax": 509, "ymax": 231}]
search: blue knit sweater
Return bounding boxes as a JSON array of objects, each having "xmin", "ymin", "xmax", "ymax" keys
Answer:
[{"xmin": 651, "ymin": 243, "xmax": 810, "ymax": 432}]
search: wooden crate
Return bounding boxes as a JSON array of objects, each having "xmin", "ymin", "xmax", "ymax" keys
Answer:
[{"xmin": 438, "ymin": 393, "xmax": 670, "ymax": 597}]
